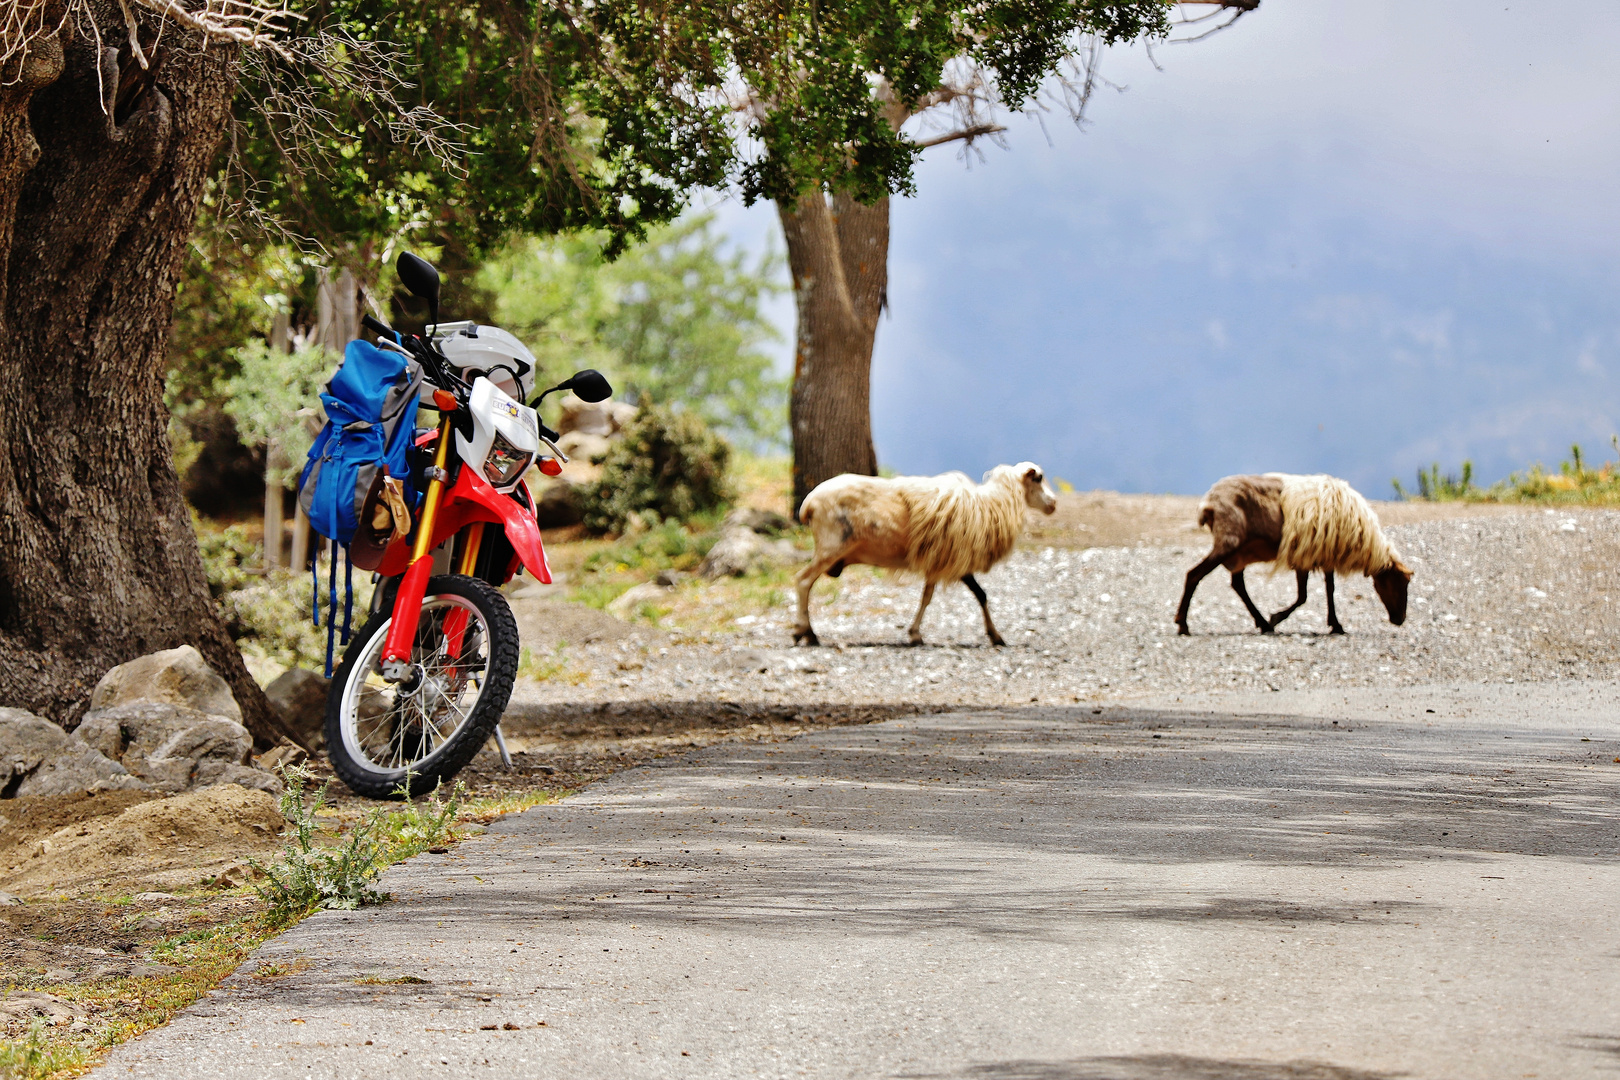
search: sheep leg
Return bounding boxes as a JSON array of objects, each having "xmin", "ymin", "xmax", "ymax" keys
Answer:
[
  {"xmin": 907, "ymin": 582, "xmax": 936, "ymax": 645},
  {"xmin": 792, "ymin": 554, "xmax": 844, "ymax": 647},
  {"xmin": 1324, "ymin": 570, "xmax": 1345, "ymax": 634},
  {"xmin": 1175, "ymin": 553, "xmax": 1225, "ymax": 635},
  {"xmin": 1229, "ymin": 569, "xmax": 1274, "ymax": 633},
  {"xmin": 1269, "ymin": 570, "xmax": 1310, "ymax": 629},
  {"xmin": 962, "ymin": 574, "xmax": 1005, "ymax": 647}
]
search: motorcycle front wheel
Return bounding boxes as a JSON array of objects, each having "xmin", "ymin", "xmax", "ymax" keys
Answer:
[{"xmin": 325, "ymin": 574, "xmax": 519, "ymax": 799}]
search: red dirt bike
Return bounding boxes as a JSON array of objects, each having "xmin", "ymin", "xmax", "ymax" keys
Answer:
[{"xmin": 325, "ymin": 253, "xmax": 611, "ymax": 798}]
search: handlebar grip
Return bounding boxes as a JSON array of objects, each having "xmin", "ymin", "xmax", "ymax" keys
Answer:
[
  {"xmin": 362, "ymin": 313, "xmax": 394, "ymax": 337},
  {"xmin": 539, "ymin": 423, "xmax": 560, "ymax": 442}
]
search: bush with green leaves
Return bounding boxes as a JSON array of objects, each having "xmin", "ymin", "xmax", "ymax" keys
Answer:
[
  {"xmin": 253, "ymin": 767, "xmax": 390, "ymax": 924},
  {"xmin": 583, "ymin": 404, "xmax": 732, "ymax": 534},
  {"xmin": 0, "ymin": 1019, "xmax": 86, "ymax": 1080}
]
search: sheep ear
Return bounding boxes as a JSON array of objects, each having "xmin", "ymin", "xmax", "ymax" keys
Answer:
[{"xmin": 1024, "ymin": 466, "xmax": 1039, "ymax": 481}]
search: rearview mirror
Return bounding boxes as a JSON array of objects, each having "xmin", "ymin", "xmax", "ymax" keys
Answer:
[
  {"xmin": 397, "ymin": 252, "xmax": 441, "ymax": 311},
  {"xmin": 563, "ymin": 369, "xmax": 612, "ymax": 403}
]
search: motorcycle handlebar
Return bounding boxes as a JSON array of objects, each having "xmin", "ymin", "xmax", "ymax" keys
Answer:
[{"xmin": 362, "ymin": 313, "xmax": 394, "ymax": 338}]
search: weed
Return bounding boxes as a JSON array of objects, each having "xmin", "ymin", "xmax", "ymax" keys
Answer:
[
  {"xmin": 251, "ymin": 767, "xmax": 389, "ymax": 924},
  {"xmin": 1395, "ymin": 439, "xmax": 1620, "ymax": 505},
  {"xmin": 354, "ymin": 974, "xmax": 429, "ymax": 985},
  {"xmin": 518, "ymin": 646, "xmax": 590, "ymax": 684},
  {"xmin": 0, "ymin": 1019, "xmax": 87, "ymax": 1080},
  {"xmin": 378, "ymin": 777, "xmax": 465, "ymax": 858}
]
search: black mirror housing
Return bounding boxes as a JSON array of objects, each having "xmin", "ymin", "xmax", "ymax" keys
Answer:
[
  {"xmin": 565, "ymin": 369, "xmax": 613, "ymax": 403},
  {"xmin": 397, "ymin": 252, "xmax": 441, "ymax": 307}
]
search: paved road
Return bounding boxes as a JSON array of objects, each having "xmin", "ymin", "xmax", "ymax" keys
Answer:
[{"xmin": 95, "ymin": 681, "xmax": 1620, "ymax": 1080}]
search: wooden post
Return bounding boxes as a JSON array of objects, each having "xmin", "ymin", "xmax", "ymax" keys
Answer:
[{"xmin": 264, "ymin": 312, "xmax": 291, "ymax": 571}]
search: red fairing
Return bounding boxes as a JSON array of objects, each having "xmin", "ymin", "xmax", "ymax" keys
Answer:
[{"xmin": 377, "ymin": 470, "xmax": 551, "ymax": 584}]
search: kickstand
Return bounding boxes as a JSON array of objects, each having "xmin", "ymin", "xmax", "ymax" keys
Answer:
[{"xmin": 493, "ymin": 724, "xmax": 514, "ymax": 769}]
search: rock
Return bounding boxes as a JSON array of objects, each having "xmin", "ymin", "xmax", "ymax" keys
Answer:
[
  {"xmin": 535, "ymin": 479, "xmax": 584, "ymax": 528},
  {"xmin": 0, "ymin": 991, "xmax": 84, "ymax": 1025},
  {"xmin": 76, "ymin": 702, "xmax": 277, "ymax": 795},
  {"xmin": 556, "ymin": 430, "xmax": 614, "ymax": 463},
  {"xmin": 0, "ymin": 890, "xmax": 21, "ymax": 906},
  {"xmin": 558, "ymin": 393, "xmax": 637, "ymax": 438},
  {"xmin": 608, "ymin": 581, "xmax": 673, "ymax": 619},
  {"xmin": 724, "ymin": 507, "xmax": 792, "ymax": 535},
  {"xmin": 1, "ymin": 708, "xmax": 148, "ymax": 798},
  {"xmin": 90, "ymin": 645, "xmax": 242, "ymax": 723},
  {"xmin": 698, "ymin": 526, "xmax": 808, "ymax": 579},
  {"xmin": 264, "ymin": 668, "xmax": 327, "ymax": 750}
]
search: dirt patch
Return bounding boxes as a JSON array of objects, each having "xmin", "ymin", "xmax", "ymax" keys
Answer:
[{"xmin": 3, "ymin": 785, "xmax": 284, "ymax": 899}]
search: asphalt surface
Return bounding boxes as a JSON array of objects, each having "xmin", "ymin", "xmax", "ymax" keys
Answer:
[{"xmin": 94, "ymin": 681, "xmax": 1620, "ymax": 1080}]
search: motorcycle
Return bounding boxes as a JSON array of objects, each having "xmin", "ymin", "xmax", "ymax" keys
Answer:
[{"xmin": 324, "ymin": 252, "xmax": 611, "ymax": 798}]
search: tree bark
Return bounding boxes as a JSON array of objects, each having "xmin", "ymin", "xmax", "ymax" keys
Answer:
[
  {"xmin": 780, "ymin": 189, "xmax": 890, "ymax": 510},
  {"xmin": 0, "ymin": 2, "xmax": 299, "ymax": 747}
]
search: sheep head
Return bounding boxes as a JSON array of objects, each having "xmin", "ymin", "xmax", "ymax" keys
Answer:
[
  {"xmin": 1017, "ymin": 462, "xmax": 1058, "ymax": 516},
  {"xmin": 1373, "ymin": 558, "xmax": 1413, "ymax": 626}
]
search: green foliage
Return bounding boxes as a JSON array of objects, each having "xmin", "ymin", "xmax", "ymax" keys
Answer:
[
  {"xmin": 224, "ymin": 341, "xmax": 334, "ymax": 487},
  {"xmin": 377, "ymin": 778, "xmax": 466, "ymax": 857},
  {"xmin": 1393, "ymin": 460, "xmax": 1477, "ymax": 501},
  {"xmin": 195, "ymin": 520, "xmax": 371, "ymax": 675},
  {"xmin": 483, "ymin": 214, "xmax": 786, "ymax": 446},
  {"xmin": 0, "ymin": 1020, "xmax": 87, "ymax": 1080},
  {"xmin": 252, "ymin": 767, "xmax": 390, "ymax": 924},
  {"xmin": 1394, "ymin": 438, "xmax": 1620, "ymax": 505},
  {"xmin": 583, "ymin": 404, "xmax": 732, "ymax": 534}
]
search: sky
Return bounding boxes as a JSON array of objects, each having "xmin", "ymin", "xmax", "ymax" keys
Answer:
[{"xmin": 707, "ymin": 0, "xmax": 1620, "ymax": 497}]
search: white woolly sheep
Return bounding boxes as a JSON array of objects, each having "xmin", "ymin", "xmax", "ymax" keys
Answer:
[
  {"xmin": 793, "ymin": 463, "xmax": 1058, "ymax": 647},
  {"xmin": 1174, "ymin": 473, "xmax": 1412, "ymax": 636}
]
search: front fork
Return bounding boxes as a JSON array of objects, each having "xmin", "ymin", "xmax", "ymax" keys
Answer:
[{"xmin": 379, "ymin": 415, "xmax": 486, "ymax": 681}]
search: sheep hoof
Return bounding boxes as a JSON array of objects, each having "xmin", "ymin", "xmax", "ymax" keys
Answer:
[
  {"xmin": 793, "ymin": 628, "xmax": 820, "ymax": 647},
  {"xmin": 1175, "ymin": 623, "xmax": 1189, "ymax": 637},
  {"xmin": 988, "ymin": 635, "xmax": 1006, "ymax": 647},
  {"xmin": 1258, "ymin": 624, "xmax": 1275, "ymax": 635},
  {"xmin": 905, "ymin": 637, "xmax": 924, "ymax": 647},
  {"xmin": 1329, "ymin": 625, "xmax": 1346, "ymax": 635}
]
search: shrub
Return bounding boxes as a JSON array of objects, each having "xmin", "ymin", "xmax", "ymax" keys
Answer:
[
  {"xmin": 583, "ymin": 403, "xmax": 731, "ymax": 534},
  {"xmin": 252, "ymin": 766, "xmax": 389, "ymax": 924}
]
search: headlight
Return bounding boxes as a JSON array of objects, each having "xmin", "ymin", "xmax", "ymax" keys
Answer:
[{"xmin": 482, "ymin": 430, "xmax": 533, "ymax": 487}]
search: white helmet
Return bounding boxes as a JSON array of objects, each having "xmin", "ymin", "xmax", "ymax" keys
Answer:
[{"xmin": 431, "ymin": 321, "xmax": 537, "ymax": 402}]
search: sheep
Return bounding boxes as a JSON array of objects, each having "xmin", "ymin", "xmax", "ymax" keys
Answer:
[
  {"xmin": 793, "ymin": 463, "xmax": 1058, "ymax": 647},
  {"xmin": 1173, "ymin": 473, "xmax": 1412, "ymax": 636}
]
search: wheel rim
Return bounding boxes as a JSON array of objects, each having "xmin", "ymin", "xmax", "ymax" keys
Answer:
[{"xmin": 339, "ymin": 594, "xmax": 492, "ymax": 782}]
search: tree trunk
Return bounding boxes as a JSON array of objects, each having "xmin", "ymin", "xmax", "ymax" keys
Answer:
[
  {"xmin": 779, "ymin": 189, "xmax": 890, "ymax": 510},
  {"xmin": 0, "ymin": 3, "xmax": 299, "ymax": 747}
]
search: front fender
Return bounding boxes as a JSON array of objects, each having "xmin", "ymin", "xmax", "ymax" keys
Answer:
[
  {"xmin": 454, "ymin": 470, "xmax": 552, "ymax": 585},
  {"xmin": 377, "ymin": 468, "xmax": 552, "ymax": 583}
]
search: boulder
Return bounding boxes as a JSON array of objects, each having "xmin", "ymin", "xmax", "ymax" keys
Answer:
[
  {"xmin": 724, "ymin": 507, "xmax": 792, "ymax": 535},
  {"xmin": 90, "ymin": 645, "xmax": 242, "ymax": 723},
  {"xmin": 264, "ymin": 668, "xmax": 328, "ymax": 750},
  {"xmin": 556, "ymin": 430, "xmax": 614, "ymax": 463},
  {"xmin": 607, "ymin": 580, "xmax": 674, "ymax": 618},
  {"xmin": 698, "ymin": 526, "xmax": 808, "ymax": 579},
  {"xmin": 558, "ymin": 393, "xmax": 638, "ymax": 438},
  {"xmin": 535, "ymin": 479, "xmax": 584, "ymax": 528},
  {"xmin": 1, "ymin": 708, "xmax": 147, "ymax": 798},
  {"xmin": 75, "ymin": 702, "xmax": 277, "ymax": 795}
]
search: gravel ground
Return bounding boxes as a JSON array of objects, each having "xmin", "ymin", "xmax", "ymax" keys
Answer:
[{"xmin": 502, "ymin": 505, "xmax": 1620, "ymax": 741}]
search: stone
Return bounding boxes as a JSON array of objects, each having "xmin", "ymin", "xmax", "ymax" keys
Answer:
[
  {"xmin": 0, "ymin": 890, "xmax": 22, "ymax": 905},
  {"xmin": 0, "ymin": 991, "xmax": 84, "ymax": 1025},
  {"xmin": 724, "ymin": 507, "xmax": 792, "ymax": 535},
  {"xmin": 535, "ymin": 479, "xmax": 584, "ymax": 528},
  {"xmin": 558, "ymin": 394, "xmax": 637, "ymax": 438},
  {"xmin": 257, "ymin": 742, "xmax": 309, "ymax": 772},
  {"xmin": 76, "ymin": 702, "xmax": 276, "ymax": 794},
  {"xmin": 607, "ymin": 581, "xmax": 673, "ymax": 619},
  {"xmin": 555, "ymin": 430, "xmax": 614, "ymax": 463},
  {"xmin": 698, "ymin": 526, "xmax": 809, "ymax": 579},
  {"xmin": 90, "ymin": 645, "xmax": 242, "ymax": 723},
  {"xmin": 264, "ymin": 668, "xmax": 328, "ymax": 750},
  {"xmin": 1, "ymin": 708, "xmax": 147, "ymax": 798}
]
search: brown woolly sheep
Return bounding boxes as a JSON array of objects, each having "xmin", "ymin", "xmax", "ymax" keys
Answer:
[
  {"xmin": 793, "ymin": 463, "xmax": 1058, "ymax": 647},
  {"xmin": 1174, "ymin": 473, "xmax": 1412, "ymax": 636}
]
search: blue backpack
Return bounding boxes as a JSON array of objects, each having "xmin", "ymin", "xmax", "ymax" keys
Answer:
[{"xmin": 299, "ymin": 338, "xmax": 423, "ymax": 674}]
